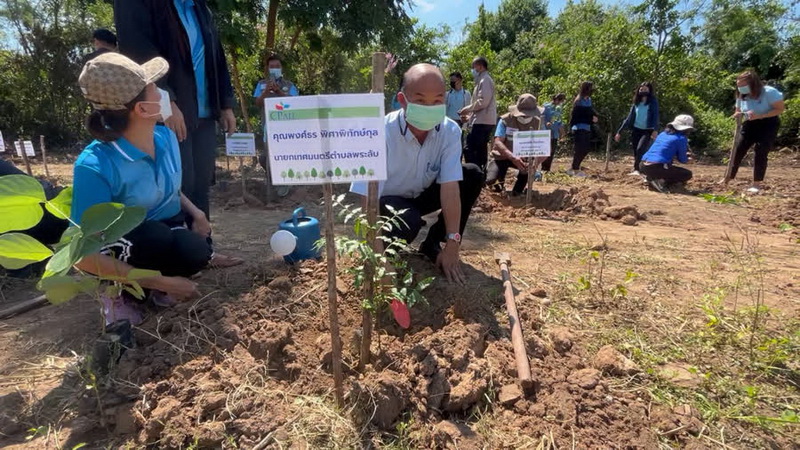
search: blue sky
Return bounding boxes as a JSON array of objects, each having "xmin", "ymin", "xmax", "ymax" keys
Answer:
[{"xmin": 405, "ymin": 0, "xmax": 613, "ymax": 42}]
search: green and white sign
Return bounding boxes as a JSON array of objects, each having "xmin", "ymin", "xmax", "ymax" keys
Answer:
[
  {"xmin": 513, "ymin": 130, "xmax": 551, "ymax": 157},
  {"xmin": 265, "ymin": 94, "xmax": 386, "ymax": 185},
  {"xmin": 225, "ymin": 133, "xmax": 257, "ymax": 156}
]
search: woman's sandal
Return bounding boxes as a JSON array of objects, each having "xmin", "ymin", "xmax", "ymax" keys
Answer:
[{"xmin": 209, "ymin": 253, "xmax": 244, "ymax": 269}]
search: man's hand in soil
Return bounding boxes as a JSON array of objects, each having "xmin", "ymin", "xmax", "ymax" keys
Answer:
[
  {"xmin": 152, "ymin": 276, "xmax": 199, "ymax": 301},
  {"xmin": 437, "ymin": 242, "xmax": 465, "ymax": 284},
  {"xmin": 166, "ymin": 102, "xmax": 187, "ymax": 142},
  {"xmin": 511, "ymin": 156, "xmax": 527, "ymax": 171}
]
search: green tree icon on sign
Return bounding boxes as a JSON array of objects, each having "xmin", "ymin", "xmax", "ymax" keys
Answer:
[
  {"xmin": 335, "ymin": 167, "xmax": 342, "ymax": 177},
  {"xmin": 287, "ymin": 169, "xmax": 295, "ymax": 179}
]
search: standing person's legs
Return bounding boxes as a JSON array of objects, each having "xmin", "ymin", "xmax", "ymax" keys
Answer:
[
  {"xmin": 465, "ymin": 124, "xmax": 492, "ymax": 171},
  {"xmin": 752, "ymin": 118, "xmax": 779, "ymax": 183},
  {"xmin": 631, "ymin": 128, "xmax": 651, "ymax": 171},
  {"xmin": 728, "ymin": 121, "xmax": 758, "ymax": 180},
  {"xmin": 571, "ymin": 130, "xmax": 591, "ymax": 171},
  {"xmin": 189, "ymin": 119, "xmax": 218, "ymax": 219}
]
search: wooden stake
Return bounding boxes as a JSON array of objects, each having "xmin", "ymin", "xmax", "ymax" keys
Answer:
[
  {"xmin": 18, "ymin": 139, "xmax": 32, "ymax": 176},
  {"xmin": 359, "ymin": 52, "xmax": 386, "ymax": 371},
  {"xmin": 495, "ymin": 252, "xmax": 533, "ymax": 390},
  {"xmin": 724, "ymin": 115, "xmax": 743, "ymax": 182},
  {"xmin": 39, "ymin": 135, "xmax": 49, "ymax": 178},
  {"xmin": 525, "ymin": 159, "xmax": 535, "ymax": 205},
  {"xmin": 604, "ymin": 132, "xmax": 611, "ymax": 173},
  {"xmin": 323, "ymin": 182, "xmax": 345, "ymax": 407},
  {"xmin": 0, "ymin": 295, "xmax": 48, "ymax": 320}
]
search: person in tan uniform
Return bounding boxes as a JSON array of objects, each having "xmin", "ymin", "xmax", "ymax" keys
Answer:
[{"xmin": 459, "ymin": 56, "xmax": 496, "ymax": 173}]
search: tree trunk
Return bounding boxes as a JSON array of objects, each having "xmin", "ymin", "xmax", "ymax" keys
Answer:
[
  {"xmin": 264, "ymin": 0, "xmax": 280, "ymax": 73},
  {"xmin": 289, "ymin": 26, "xmax": 302, "ymax": 50},
  {"xmin": 228, "ymin": 49, "xmax": 252, "ymax": 133}
]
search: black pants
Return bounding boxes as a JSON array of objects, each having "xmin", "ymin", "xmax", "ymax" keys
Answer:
[
  {"xmin": 101, "ymin": 215, "xmax": 212, "ymax": 278},
  {"xmin": 379, "ymin": 164, "xmax": 483, "ymax": 246},
  {"xmin": 571, "ymin": 129, "xmax": 592, "ymax": 170},
  {"xmin": 486, "ymin": 159, "xmax": 527, "ymax": 193},
  {"xmin": 464, "ymin": 124, "xmax": 494, "ymax": 171},
  {"xmin": 630, "ymin": 127, "xmax": 653, "ymax": 171},
  {"xmin": 180, "ymin": 118, "xmax": 217, "ymax": 219},
  {"xmin": 640, "ymin": 163, "xmax": 692, "ymax": 185},
  {"xmin": 541, "ymin": 138, "xmax": 558, "ymax": 172},
  {"xmin": 729, "ymin": 117, "xmax": 779, "ymax": 182}
]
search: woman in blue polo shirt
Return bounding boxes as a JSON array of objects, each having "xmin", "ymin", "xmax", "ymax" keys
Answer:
[
  {"xmin": 639, "ymin": 114, "xmax": 695, "ymax": 193},
  {"xmin": 724, "ymin": 70, "xmax": 785, "ymax": 193},
  {"xmin": 615, "ymin": 82, "xmax": 660, "ymax": 176},
  {"xmin": 73, "ymin": 53, "xmax": 218, "ymax": 325}
]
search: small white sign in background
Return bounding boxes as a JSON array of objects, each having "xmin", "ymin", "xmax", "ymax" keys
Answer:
[
  {"xmin": 513, "ymin": 130, "xmax": 551, "ymax": 157},
  {"xmin": 225, "ymin": 133, "xmax": 257, "ymax": 157},
  {"xmin": 15, "ymin": 140, "xmax": 35, "ymax": 157},
  {"xmin": 265, "ymin": 93, "xmax": 386, "ymax": 185},
  {"xmin": 0, "ymin": 131, "xmax": 5, "ymax": 153}
]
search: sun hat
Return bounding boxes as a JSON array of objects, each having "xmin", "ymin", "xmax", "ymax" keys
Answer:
[
  {"xmin": 668, "ymin": 114, "xmax": 695, "ymax": 131},
  {"xmin": 509, "ymin": 93, "xmax": 544, "ymax": 118},
  {"xmin": 78, "ymin": 52, "xmax": 169, "ymax": 110}
]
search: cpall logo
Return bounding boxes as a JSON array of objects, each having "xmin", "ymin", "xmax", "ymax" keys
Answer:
[{"xmin": 275, "ymin": 102, "xmax": 291, "ymax": 111}]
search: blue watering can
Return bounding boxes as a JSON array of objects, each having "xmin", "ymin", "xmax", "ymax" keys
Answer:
[{"xmin": 278, "ymin": 207, "xmax": 321, "ymax": 263}]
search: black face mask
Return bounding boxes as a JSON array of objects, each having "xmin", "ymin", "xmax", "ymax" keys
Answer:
[
  {"xmin": 640, "ymin": 91, "xmax": 650, "ymax": 97},
  {"xmin": 450, "ymin": 81, "xmax": 457, "ymax": 89}
]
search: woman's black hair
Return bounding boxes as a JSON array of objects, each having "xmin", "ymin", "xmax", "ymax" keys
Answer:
[
  {"xmin": 574, "ymin": 81, "xmax": 593, "ymax": 104},
  {"xmin": 632, "ymin": 81, "xmax": 655, "ymax": 105},
  {"xmin": 553, "ymin": 93, "xmax": 566, "ymax": 102},
  {"xmin": 86, "ymin": 88, "xmax": 148, "ymax": 142}
]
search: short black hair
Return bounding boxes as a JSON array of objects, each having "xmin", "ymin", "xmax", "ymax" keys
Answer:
[
  {"xmin": 553, "ymin": 93, "xmax": 566, "ymax": 102},
  {"xmin": 93, "ymin": 29, "xmax": 117, "ymax": 47},
  {"xmin": 449, "ymin": 72, "xmax": 463, "ymax": 80},
  {"xmin": 472, "ymin": 57, "xmax": 489, "ymax": 70},
  {"xmin": 267, "ymin": 54, "xmax": 282, "ymax": 64}
]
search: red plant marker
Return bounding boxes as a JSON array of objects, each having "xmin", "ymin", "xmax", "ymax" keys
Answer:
[{"xmin": 390, "ymin": 299, "xmax": 411, "ymax": 329}]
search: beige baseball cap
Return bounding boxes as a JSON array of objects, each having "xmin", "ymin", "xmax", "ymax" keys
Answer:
[{"xmin": 79, "ymin": 52, "xmax": 169, "ymax": 110}]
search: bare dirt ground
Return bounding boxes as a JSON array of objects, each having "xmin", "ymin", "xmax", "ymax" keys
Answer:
[{"xmin": 0, "ymin": 153, "xmax": 798, "ymax": 449}]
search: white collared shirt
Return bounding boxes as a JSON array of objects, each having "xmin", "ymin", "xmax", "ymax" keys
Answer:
[{"xmin": 351, "ymin": 110, "xmax": 463, "ymax": 198}]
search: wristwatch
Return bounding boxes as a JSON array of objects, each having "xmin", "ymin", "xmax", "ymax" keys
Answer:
[{"xmin": 446, "ymin": 233, "xmax": 462, "ymax": 243}]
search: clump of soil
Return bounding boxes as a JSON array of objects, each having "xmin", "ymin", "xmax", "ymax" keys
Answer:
[
  {"xmin": 71, "ymin": 259, "xmax": 659, "ymax": 447},
  {"xmin": 503, "ymin": 186, "xmax": 647, "ymax": 225}
]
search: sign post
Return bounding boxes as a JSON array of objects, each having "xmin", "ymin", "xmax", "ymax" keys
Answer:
[
  {"xmin": 265, "ymin": 93, "xmax": 387, "ymax": 407},
  {"xmin": 39, "ymin": 135, "xmax": 50, "ymax": 178},
  {"xmin": 0, "ymin": 131, "xmax": 5, "ymax": 153},
  {"xmin": 225, "ymin": 133, "xmax": 257, "ymax": 204},
  {"xmin": 514, "ymin": 129, "xmax": 551, "ymax": 205},
  {"xmin": 16, "ymin": 140, "xmax": 34, "ymax": 176},
  {"xmin": 359, "ymin": 52, "xmax": 386, "ymax": 371}
]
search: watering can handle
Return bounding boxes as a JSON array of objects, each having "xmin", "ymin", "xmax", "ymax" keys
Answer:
[{"xmin": 292, "ymin": 207, "xmax": 306, "ymax": 226}]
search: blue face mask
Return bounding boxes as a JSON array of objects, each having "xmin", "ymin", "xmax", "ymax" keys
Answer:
[
  {"xmin": 738, "ymin": 85, "xmax": 751, "ymax": 95},
  {"xmin": 403, "ymin": 94, "xmax": 445, "ymax": 131},
  {"xmin": 269, "ymin": 68, "xmax": 283, "ymax": 79},
  {"xmin": 471, "ymin": 68, "xmax": 478, "ymax": 78}
]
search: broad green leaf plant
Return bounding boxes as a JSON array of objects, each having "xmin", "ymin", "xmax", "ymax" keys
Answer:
[
  {"xmin": 0, "ymin": 175, "xmax": 152, "ymax": 305},
  {"xmin": 328, "ymin": 194, "xmax": 434, "ymax": 313}
]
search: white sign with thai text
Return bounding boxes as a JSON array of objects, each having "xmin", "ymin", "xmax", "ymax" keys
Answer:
[
  {"xmin": 265, "ymin": 94, "xmax": 386, "ymax": 185},
  {"xmin": 15, "ymin": 140, "xmax": 35, "ymax": 157},
  {"xmin": 225, "ymin": 133, "xmax": 257, "ymax": 156},
  {"xmin": 513, "ymin": 130, "xmax": 551, "ymax": 157}
]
